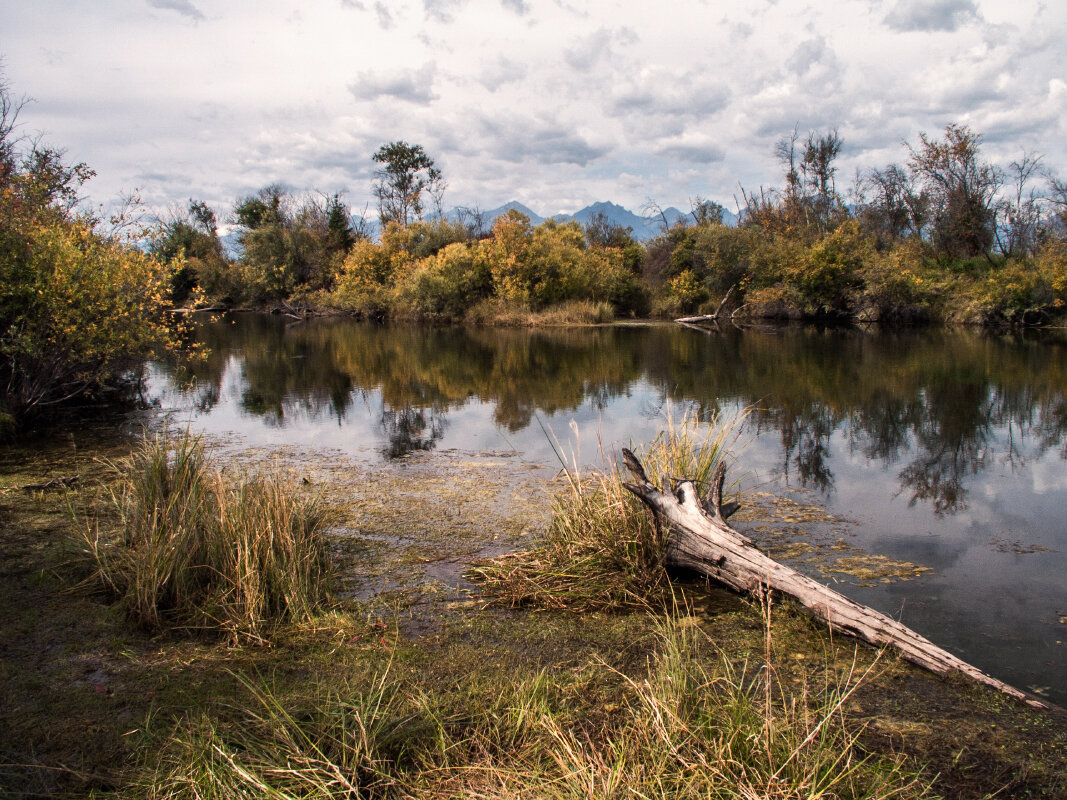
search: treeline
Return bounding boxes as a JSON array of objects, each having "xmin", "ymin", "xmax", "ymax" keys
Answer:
[{"xmin": 162, "ymin": 127, "xmax": 1067, "ymax": 326}]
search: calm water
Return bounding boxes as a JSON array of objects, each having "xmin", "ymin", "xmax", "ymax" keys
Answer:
[{"xmin": 148, "ymin": 315, "xmax": 1067, "ymax": 704}]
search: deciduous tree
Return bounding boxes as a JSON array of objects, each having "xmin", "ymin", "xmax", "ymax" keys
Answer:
[
  {"xmin": 907, "ymin": 124, "xmax": 1000, "ymax": 260},
  {"xmin": 372, "ymin": 141, "xmax": 443, "ymax": 227}
]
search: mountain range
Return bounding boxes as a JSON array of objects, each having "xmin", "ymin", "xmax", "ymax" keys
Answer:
[
  {"xmin": 220, "ymin": 200, "xmax": 738, "ymax": 256},
  {"xmin": 444, "ymin": 200, "xmax": 738, "ymax": 241}
]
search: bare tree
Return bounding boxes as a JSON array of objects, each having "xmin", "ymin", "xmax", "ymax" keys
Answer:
[
  {"xmin": 907, "ymin": 124, "xmax": 1001, "ymax": 260},
  {"xmin": 996, "ymin": 152, "xmax": 1044, "ymax": 257},
  {"xmin": 856, "ymin": 163, "xmax": 928, "ymax": 246},
  {"xmin": 456, "ymin": 205, "xmax": 486, "ymax": 239}
]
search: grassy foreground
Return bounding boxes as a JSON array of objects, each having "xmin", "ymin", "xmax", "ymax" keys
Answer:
[{"xmin": 0, "ymin": 424, "xmax": 1065, "ymax": 798}]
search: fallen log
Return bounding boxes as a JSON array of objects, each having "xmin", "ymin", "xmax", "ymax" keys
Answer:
[
  {"xmin": 620, "ymin": 449, "xmax": 1048, "ymax": 710},
  {"xmin": 675, "ymin": 286, "xmax": 734, "ymax": 326}
]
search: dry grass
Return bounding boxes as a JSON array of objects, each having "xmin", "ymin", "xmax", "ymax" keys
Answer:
[
  {"xmin": 121, "ymin": 612, "xmax": 933, "ymax": 800},
  {"xmin": 465, "ymin": 298, "xmax": 615, "ymax": 326},
  {"xmin": 80, "ymin": 430, "xmax": 331, "ymax": 641},
  {"xmin": 468, "ymin": 410, "xmax": 747, "ymax": 610}
]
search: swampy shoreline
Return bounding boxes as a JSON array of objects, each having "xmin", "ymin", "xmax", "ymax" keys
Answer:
[{"xmin": 2, "ymin": 421, "xmax": 1066, "ymax": 799}]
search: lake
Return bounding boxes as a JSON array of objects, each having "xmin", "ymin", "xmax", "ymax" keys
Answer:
[{"xmin": 147, "ymin": 315, "xmax": 1067, "ymax": 705}]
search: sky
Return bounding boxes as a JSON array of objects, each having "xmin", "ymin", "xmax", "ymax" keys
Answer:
[{"xmin": 2, "ymin": 0, "xmax": 1065, "ymax": 221}]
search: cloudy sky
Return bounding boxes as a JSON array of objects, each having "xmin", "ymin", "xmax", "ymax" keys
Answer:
[{"xmin": 2, "ymin": 0, "xmax": 1065, "ymax": 220}]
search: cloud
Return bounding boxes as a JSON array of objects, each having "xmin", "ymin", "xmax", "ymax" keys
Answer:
[
  {"xmin": 374, "ymin": 1, "xmax": 394, "ymax": 29},
  {"xmin": 473, "ymin": 114, "xmax": 609, "ymax": 166},
  {"xmin": 476, "ymin": 57, "xmax": 528, "ymax": 92},
  {"xmin": 883, "ymin": 0, "xmax": 979, "ymax": 33},
  {"xmin": 654, "ymin": 137, "xmax": 726, "ymax": 164},
  {"xmin": 607, "ymin": 71, "xmax": 731, "ymax": 121},
  {"xmin": 146, "ymin": 0, "xmax": 204, "ymax": 21},
  {"xmin": 787, "ymin": 36, "xmax": 829, "ymax": 75},
  {"xmin": 423, "ymin": 0, "xmax": 468, "ymax": 23},
  {"xmin": 349, "ymin": 63, "xmax": 439, "ymax": 104},
  {"xmin": 564, "ymin": 28, "xmax": 615, "ymax": 72},
  {"xmin": 500, "ymin": 0, "xmax": 529, "ymax": 14},
  {"xmin": 339, "ymin": 0, "xmax": 365, "ymax": 8}
]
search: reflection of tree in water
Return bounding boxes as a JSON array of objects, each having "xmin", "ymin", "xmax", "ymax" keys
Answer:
[
  {"xmin": 159, "ymin": 317, "xmax": 1067, "ymax": 515},
  {"xmin": 782, "ymin": 405, "xmax": 836, "ymax": 494},
  {"xmin": 895, "ymin": 377, "xmax": 992, "ymax": 515},
  {"xmin": 380, "ymin": 404, "xmax": 446, "ymax": 459}
]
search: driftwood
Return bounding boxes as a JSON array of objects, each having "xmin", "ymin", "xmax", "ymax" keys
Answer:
[
  {"xmin": 675, "ymin": 286, "xmax": 734, "ymax": 326},
  {"xmin": 621, "ymin": 450, "xmax": 1048, "ymax": 710}
]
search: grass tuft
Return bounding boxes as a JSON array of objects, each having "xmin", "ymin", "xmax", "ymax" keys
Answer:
[
  {"xmin": 80, "ymin": 430, "xmax": 331, "ymax": 641},
  {"xmin": 468, "ymin": 410, "xmax": 747, "ymax": 610}
]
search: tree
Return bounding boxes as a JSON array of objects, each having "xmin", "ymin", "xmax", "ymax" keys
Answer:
[
  {"xmin": 371, "ymin": 141, "xmax": 443, "ymax": 227},
  {"xmin": 767, "ymin": 126, "xmax": 845, "ymax": 234},
  {"xmin": 689, "ymin": 197, "xmax": 726, "ymax": 227},
  {"xmin": 856, "ymin": 163, "xmax": 928, "ymax": 248},
  {"xmin": 907, "ymin": 124, "xmax": 1000, "ymax": 260},
  {"xmin": 995, "ymin": 153, "xmax": 1044, "ymax": 258},
  {"xmin": 0, "ymin": 75, "xmax": 181, "ymax": 427},
  {"xmin": 801, "ymin": 129, "xmax": 843, "ymax": 228},
  {"xmin": 152, "ymin": 199, "xmax": 228, "ymax": 302}
]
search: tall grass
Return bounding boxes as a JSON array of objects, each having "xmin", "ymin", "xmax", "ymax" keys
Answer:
[
  {"xmin": 469, "ymin": 410, "xmax": 746, "ymax": 610},
  {"xmin": 82, "ymin": 431, "xmax": 331, "ymax": 641},
  {"xmin": 501, "ymin": 614, "xmax": 932, "ymax": 800},
  {"xmin": 123, "ymin": 614, "xmax": 932, "ymax": 800},
  {"xmin": 129, "ymin": 670, "xmax": 420, "ymax": 800},
  {"xmin": 464, "ymin": 298, "xmax": 615, "ymax": 326}
]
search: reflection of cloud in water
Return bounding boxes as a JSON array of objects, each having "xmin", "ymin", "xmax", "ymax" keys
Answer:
[{"xmin": 1029, "ymin": 457, "xmax": 1067, "ymax": 494}]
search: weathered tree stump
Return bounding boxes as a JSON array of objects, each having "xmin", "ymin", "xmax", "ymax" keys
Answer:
[{"xmin": 621, "ymin": 449, "xmax": 1048, "ymax": 709}]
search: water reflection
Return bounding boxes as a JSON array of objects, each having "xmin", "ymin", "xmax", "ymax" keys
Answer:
[
  {"xmin": 151, "ymin": 316, "xmax": 1067, "ymax": 702},
  {"xmin": 161, "ymin": 317, "xmax": 1067, "ymax": 514}
]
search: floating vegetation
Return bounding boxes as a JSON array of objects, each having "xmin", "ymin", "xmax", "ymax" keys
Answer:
[
  {"xmin": 286, "ymin": 448, "xmax": 554, "ymax": 617},
  {"xmin": 825, "ymin": 555, "xmax": 932, "ymax": 583},
  {"xmin": 990, "ymin": 536, "xmax": 1053, "ymax": 555},
  {"xmin": 733, "ymin": 487, "xmax": 933, "ymax": 586}
]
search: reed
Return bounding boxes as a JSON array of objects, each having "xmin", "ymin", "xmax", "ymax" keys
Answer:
[
  {"xmin": 82, "ymin": 430, "xmax": 331, "ymax": 640},
  {"xmin": 469, "ymin": 410, "xmax": 746, "ymax": 610}
]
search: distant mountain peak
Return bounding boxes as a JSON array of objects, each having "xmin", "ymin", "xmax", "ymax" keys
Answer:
[{"xmin": 443, "ymin": 199, "xmax": 737, "ymax": 241}]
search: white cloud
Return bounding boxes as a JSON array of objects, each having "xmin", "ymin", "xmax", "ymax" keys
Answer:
[
  {"xmin": 349, "ymin": 63, "xmax": 439, "ymax": 104},
  {"xmin": 146, "ymin": 0, "xmax": 203, "ymax": 21},
  {"xmin": 883, "ymin": 0, "xmax": 979, "ymax": 32}
]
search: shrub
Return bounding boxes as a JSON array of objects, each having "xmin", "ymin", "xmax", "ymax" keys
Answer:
[
  {"xmin": 394, "ymin": 241, "xmax": 492, "ymax": 320},
  {"xmin": 0, "ymin": 216, "xmax": 179, "ymax": 422},
  {"xmin": 857, "ymin": 240, "xmax": 939, "ymax": 322},
  {"xmin": 667, "ymin": 269, "xmax": 710, "ymax": 314}
]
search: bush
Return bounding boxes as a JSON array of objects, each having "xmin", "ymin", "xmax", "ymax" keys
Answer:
[
  {"xmin": 857, "ymin": 241, "xmax": 938, "ymax": 322},
  {"xmin": 0, "ymin": 216, "xmax": 179, "ymax": 422},
  {"xmin": 394, "ymin": 241, "xmax": 492, "ymax": 320}
]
